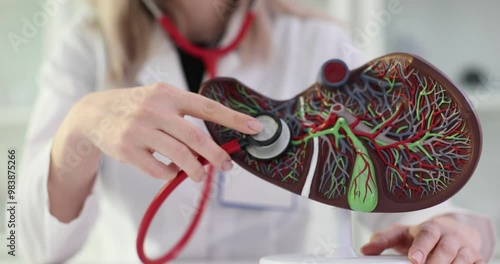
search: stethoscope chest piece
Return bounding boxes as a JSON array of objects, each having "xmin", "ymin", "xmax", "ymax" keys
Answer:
[{"xmin": 245, "ymin": 113, "xmax": 291, "ymax": 160}]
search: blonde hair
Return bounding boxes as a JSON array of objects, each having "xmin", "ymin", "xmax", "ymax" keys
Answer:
[{"xmin": 87, "ymin": 0, "xmax": 330, "ymax": 85}]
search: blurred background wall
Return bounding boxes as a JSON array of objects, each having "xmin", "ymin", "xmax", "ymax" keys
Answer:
[{"xmin": 1, "ymin": 0, "xmax": 499, "ymax": 262}]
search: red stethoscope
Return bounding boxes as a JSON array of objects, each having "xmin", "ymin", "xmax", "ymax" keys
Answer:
[
  {"xmin": 136, "ymin": 1, "xmax": 258, "ymax": 263},
  {"xmin": 142, "ymin": 0, "xmax": 258, "ymax": 79}
]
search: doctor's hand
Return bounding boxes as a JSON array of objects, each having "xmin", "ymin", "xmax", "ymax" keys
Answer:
[
  {"xmin": 361, "ymin": 214, "xmax": 484, "ymax": 264},
  {"xmin": 72, "ymin": 82, "xmax": 263, "ymax": 182}
]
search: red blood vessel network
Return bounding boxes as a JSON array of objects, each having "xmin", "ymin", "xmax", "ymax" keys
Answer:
[{"xmin": 200, "ymin": 53, "xmax": 482, "ymax": 213}]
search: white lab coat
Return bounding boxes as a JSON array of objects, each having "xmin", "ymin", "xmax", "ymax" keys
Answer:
[{"xmin": 18, "ymin": 6, "xmax": 495, "ymax": 264}]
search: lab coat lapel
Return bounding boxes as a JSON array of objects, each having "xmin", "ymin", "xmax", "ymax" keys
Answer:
[
  {"xmin": 137, "ymin": 6, "xmax": 248, "ymax": 87},
  {"xmin": 205, "ymin": 3, "xmax": 246, "ymax": 80},
  {"xmin": 136, "ymin": 26, "xmax": 189, "ymax": 91}
]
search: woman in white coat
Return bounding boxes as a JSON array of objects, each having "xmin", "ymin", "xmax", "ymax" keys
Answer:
[{"xmin": 19, "ymin": 0, "xmax": 495, "ymax": 263}]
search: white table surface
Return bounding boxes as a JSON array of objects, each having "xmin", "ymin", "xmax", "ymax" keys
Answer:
[
  {"xmin": 173, "ymin": 260, "xmax": 500, "ymax": 264},
  {"xmin": 173, "ymin": 257, "xmax": 500, "ymax": 264},
  {"xmin": 1, "ymin": 256, "xmax": 499, "ymax": 263},
  {"xmin": 174, "ymin": 262, "xmax": 255, "ymax": 264}
]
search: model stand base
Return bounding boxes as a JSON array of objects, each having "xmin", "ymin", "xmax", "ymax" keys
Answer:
[
  {"xmin": 260, "ymin": 255, "xmax": 410, "ymax": 264},
  {"xmin": 260, "ymin": 209, "xmax": 410, "ymax": 264}
]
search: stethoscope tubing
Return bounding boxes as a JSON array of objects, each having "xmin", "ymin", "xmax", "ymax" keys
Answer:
[
  {"xmin": 142, "ymin": 0, "xmax": 257, "ymax": 78},
  {"xmin": 136, "ymin": 140, "xmax": 242, "ymax": 264},
  {"xmin": 137, "ymin": 1, "xmax": 258, "ymax": 262}
]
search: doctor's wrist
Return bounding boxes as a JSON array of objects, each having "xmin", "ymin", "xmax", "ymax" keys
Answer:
[
  {"xmin": 49, "ymin": 95, "xmax": 103, "ymax": 185},
  {"xmin": 48, "ymin": 112, "xmax": 101, "ymax": 222}
]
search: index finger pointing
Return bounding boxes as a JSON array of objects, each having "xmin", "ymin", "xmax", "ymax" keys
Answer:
[{"xmin": 178, "ymin": 93, "xmax": 263, "ymax": 135}]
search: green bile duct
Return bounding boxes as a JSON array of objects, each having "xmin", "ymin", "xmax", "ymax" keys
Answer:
[
  {"xmin": 293, "ymin": 117, "xmax": 378, "ymax": 212},
  {"xmin": 337, "ymin": 118, "xmax": 378, "ymax": 212}
]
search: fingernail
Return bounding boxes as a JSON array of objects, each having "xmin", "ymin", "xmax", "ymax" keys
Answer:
[
  {"xmin": 247, "ymin": 119, "xmax": 263, "ymax": 132},
  {"xmin": 411, "ymin": 250, "xmax": 424, "ymax": 264},
  {"xmin": 223, "ymin": 160, "xmax": 233, "ymax": 171}
]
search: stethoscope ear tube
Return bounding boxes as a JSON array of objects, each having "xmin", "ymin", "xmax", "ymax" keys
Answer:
[{"xmin": 141, "ymin": 0, "xmax": 258, "ymax": 78}]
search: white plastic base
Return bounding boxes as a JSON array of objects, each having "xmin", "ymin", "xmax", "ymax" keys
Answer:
[
  {"xmin": 260, "ymin": 254, "xmax": 410, "ymax": 264},
  {"xmin": 260, "ymin": 209, "xmax": 411, "ymax": 264}
]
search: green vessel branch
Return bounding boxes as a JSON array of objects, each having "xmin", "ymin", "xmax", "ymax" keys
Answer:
[{"xmin": 292, "ymin": 117, "xmax": 378, "ymax": 212}]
